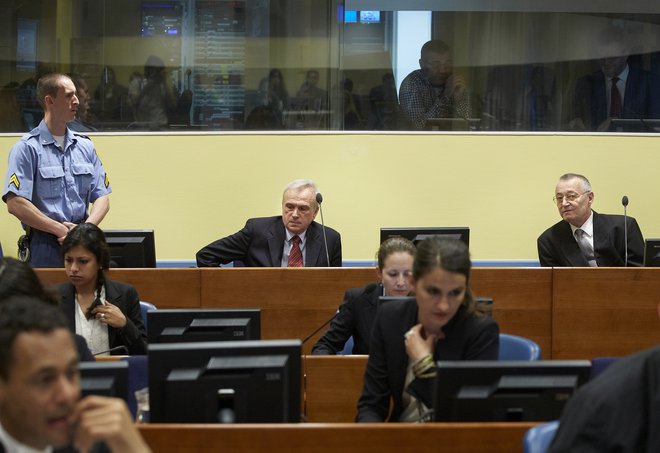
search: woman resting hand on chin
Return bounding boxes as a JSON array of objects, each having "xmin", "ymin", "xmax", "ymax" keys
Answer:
[
  {"xmin": 356, "ymin": 236, "xmax": 499, "ymax": 422},
  {"xmin": 56, "ymin": 223, "xmax": 147, "ymax": 356}
]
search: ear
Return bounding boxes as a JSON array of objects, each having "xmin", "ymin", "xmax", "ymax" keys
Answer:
[
  {"xmin": 418, "ymin": 58, "xmax": 424, "ymax": 70},
  {"xmin": 376, "ymin": 267, "xmax": 383, "ymax": 281},
  {"xmin": 587, "ymin": 191, "xmax": 595, "ymax": 205}
]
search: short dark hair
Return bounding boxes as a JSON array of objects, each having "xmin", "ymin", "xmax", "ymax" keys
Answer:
[
  {"xmin": 61, "ymin": 223, "xmax": 111, "ymax": 270},
  {"xmin": 413, "ymin": 236, "xmax": 490, "ymax": 316},
  {"xmin": 421, "ymin": 40, "xmax": 451, "ymax": 58},
  {"xmin": 0, "ymin": 258, "xmax": 59, "ymax": 305},
  {"xmin": 0, "ymin": 297, "xmax": 71, "ymax": 380},
  {"xmin": 36, "ymin": 73, "xmax": 70, "ymax": 110},
  {"xmin": 376, "ymin": 237, "xmax": 416, "ymax": 270}
]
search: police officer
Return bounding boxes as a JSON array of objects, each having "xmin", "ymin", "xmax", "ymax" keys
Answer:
[{"xmin": 2, "ymin": 73, "xmax": 111, "ymax": 267}]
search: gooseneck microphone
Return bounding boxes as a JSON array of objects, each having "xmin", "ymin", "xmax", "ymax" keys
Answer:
[
  {"xmin": 93, "ymin": 345, "xmax": 129, "ymax": 356},
  {"xmin": 622, "ymin": 196, "xmax": 629, "ymax": 267},
  {"xmin": 316, "ymin": 192, "xmax": 331, "ymax": 266}
]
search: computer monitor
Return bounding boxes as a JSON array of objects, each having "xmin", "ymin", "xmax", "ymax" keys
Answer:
[
  {"xmin": 103, "ymin": 229, "xmax": 156, "ymax": 268},
  {"xmin": 433, "ymin": 360, "xmax": 591, "ymax": 422},
  {"xmin": 79, "ymin": 361, "xmax": 129, "ymax": 402},
  {"xmin": 148, "ymin": 339, "xmax": 301, "ymax": 423},
  {"xmin": 148, "ymin": 309, "xmax": 261, "ymax": 343},
  {"xmin": 644, "ymin": 239, "xmax": 660, "ymax": 266},
  {"xmin": 380, "ymin": 227, "xmax": 470, "ymax": 248}
]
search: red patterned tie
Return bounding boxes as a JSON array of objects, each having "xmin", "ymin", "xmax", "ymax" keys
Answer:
[
  {"xmin": 610, "ymin": 76, "xmax": 622, "ymax": 118},
  {"xmin": 288, "ymin": 235, "xmax": 303, "ymax": 267}
]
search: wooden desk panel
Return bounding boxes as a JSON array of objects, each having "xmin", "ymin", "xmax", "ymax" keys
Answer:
[
  {"xmin": 139, "ymin": 422, "xmax": 536, "ymax": 453},
  {"xmin": 36, "ymin": 268, "xmax": 201, "ymax": 309},
  {"xmin": 200, "ymin": 268, "xmax": 376, "ymax": 354},
  {"xmin": 472, "ymin": 268, "xmax": 553, "ymax": 358},
  {"xmin": 553, "ymin": 268, "xmax": 660, "ymax": 359},
  {"xmin": 304, "ymin": 355, "xmax": 368, "ymax": 422}
]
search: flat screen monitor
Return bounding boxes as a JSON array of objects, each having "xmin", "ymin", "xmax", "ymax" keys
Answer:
[
  {"xmin": 644, "ymin": 239, "xmax": 660, "ymax": 266},
  {"xmin": 433, "ymin": 360, "xmax": 591, "ymax": 422},
  {"xmin": 148, "ymin": 309, "xmax": 261, "ymax": 343},
  {"xmin": 103, "ymin": 229, "xmax": 156, "ymax": 268},
  {"xmin": 610, "ymin": 118, "xmax": 660, "ymax": 133},
  {"xmin": 79, "ymin": 361, "xmax": 129, "ymax": 402},
  {"xmin": 380, "ymin": 227, "xmax": 470, "ymax": 248},
  {"xmin": 148, "ymin": 339, "xmax": 301, "ymax": 423}
]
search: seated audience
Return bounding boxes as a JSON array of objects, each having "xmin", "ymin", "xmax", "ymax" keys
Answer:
[
  {"xmin": 196, "ymin": 179, "xmax": 342, "ymax": 267},
  {"xmin": 0, "ymin": 297, "xmax": 151, "ymax": 452},
  {"xmin": 0, "ymin": 257, "xmax": 93, "ymax": 361},
  {"xmin": 356, "ymin": 237, "xmax": 499, "ymax": 422},
  {"xmin": 312, "ymin": 237, "xmax": 415, "ymax": 355},
  {"xmin": 538, "ymin": 173, "xmax": 644, "ymax": 267},
  {"xmin": 56, "ymin": 223, "xmax": 147, "ymax": 355}
]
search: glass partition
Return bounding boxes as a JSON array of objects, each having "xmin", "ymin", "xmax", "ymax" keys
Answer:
[{"xmin": 0, "ymin": 0, "xmax": 658, "ymax": 133}]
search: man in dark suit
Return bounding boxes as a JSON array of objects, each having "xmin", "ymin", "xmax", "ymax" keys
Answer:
[
  {"xmin": 196, "ymin": 179, "xmax": 342, "ymax": 267},
  {"xmin": 571, "ymin": 26, "xmax": 660, "ymax": 132},
  {"xmin": 537, "ymin": 173, "xmax": 644, "ymax": 267},
  {"xmin": 0, "ymin": 298, "xmax": 150, "ymax": 453}
]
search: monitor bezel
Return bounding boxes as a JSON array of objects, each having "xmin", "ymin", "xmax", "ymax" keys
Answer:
[
  {"xmin": 147, "ymin": 308, "xmax": 261, "ymax": 343},
  {"xmin": 380, "ymin": 227, "xmax": 470, "ymax": 248},
  {"xmin": 103, "ymin": 229, "xmax": 156, "ymax": 268}
]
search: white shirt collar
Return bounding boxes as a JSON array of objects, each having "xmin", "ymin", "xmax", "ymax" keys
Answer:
[
  {"xmin": 569, "ymin": 210, "xmax": 594, "ymax": 238},
  {"xmin": 0, "ymin": 422, "xmax": 53, "ymax": 453},
  {"xmin": 285, "ymin": 229, "xmax": 307, "ymax": 244}
]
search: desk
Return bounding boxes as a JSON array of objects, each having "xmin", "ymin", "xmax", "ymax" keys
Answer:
[{"xmin": 138, "ymin": 422, "xmax": 536, "ymax": 453}]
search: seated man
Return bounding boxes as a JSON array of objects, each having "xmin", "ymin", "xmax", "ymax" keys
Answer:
[
  {"xmin": 537, "ymin": 173, "xmax": 644, "ymax": 267},
  {"xmin": 399, "ymin": 39, "xmax": 471, "ymax": 130},
  {"xmin": 196, "ymin": 179, "xmax": 341, "ymax": 267},
  {"xmin": 0, "ymin": 297, "xmax": 150, "ymax": 453}
]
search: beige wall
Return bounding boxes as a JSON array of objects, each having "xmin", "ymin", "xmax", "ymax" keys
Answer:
[{"xmin": 1, "ymin": 132, "xmax": 658, "ymax": 262}]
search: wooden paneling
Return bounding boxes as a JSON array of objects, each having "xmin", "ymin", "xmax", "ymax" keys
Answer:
[
  {"xmin": 552, "ymin": 268, "xmax": 660, "ymax": 359},
  {"xmin": 138, "ymin": 422, "xmax": 536, "ymax": 453}
]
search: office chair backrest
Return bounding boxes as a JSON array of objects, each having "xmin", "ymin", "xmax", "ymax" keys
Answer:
[
  {"xmin": 499, "ymin": 333, "xmax": 542, "ymax": 361},
  {"xmin": 139, "ymin": 301, "xmax": 157, "ymax": 329},
  {"xmin": 523, "ymin": 420, "xmax": 559, "ymax": 453}
]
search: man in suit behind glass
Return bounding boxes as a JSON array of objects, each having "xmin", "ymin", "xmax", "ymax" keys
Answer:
[
  {"xmin": 196, "ymin": 179, "xmax": 342, "ymax": 267},
  {"xmin": 537, "ymin": 173, "xmax": 644, "ymax": 267},
  {"xmin": 0, "ymin": 298, "xmax": 150, "ymax": 453}
]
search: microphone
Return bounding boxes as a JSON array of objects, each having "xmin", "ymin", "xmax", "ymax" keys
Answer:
[
  {"xmin": 315, "ymin": 192, "xmax": 330, "ymax": 266},
  {"xmin": 622, "ymin": 195, "xmax": 629, "ymax": 267},
  {"xmin": 302, "ymin": 310, "xmax": 338, "ymax": 345},
  {"xmin": 93, "ymin": 345, "xmax": 129, "ymax": 356}
]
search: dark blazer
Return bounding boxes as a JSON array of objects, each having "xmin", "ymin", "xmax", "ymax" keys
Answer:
[
  {"xmin": 312, "ymin": 283, "xmax": 380, "ymax": 355},
  {"xmin": 356, "ymin": 299, "xmax": 499, "ymax": 422},
  {"xmin": 0, "ymin": 436, "xmax": 107, "ymax": 453},
  {"xmin": 57, "ymin": 279, "xmax": 147, "ymax": 355},
  {"xmin": 574, "ymin": 66, "xmax": 660, "ymax": 130},
  {"xmin": 196, "ymin": 216, "xmax": 342, "ymax": 267},
  {"xmin": 548, "ymin": 345, "xmax": 660, "ymax": 453},
  {"xmin": 537, "ymin": 211, "xmax": 644, "ymax": 267}
]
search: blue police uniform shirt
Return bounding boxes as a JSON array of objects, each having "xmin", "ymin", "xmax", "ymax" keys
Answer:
[{"xmin": 2, "ymin": 120, "xmax": 112, "ymax": 224}]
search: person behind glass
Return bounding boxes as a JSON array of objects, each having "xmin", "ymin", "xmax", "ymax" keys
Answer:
[
  {"xmin": 56, "ymin": 223, "xmax": 147, "ymax": 356},
  {"xmin": 312, "ymin": 237, "xmax": 415, "ymax": 355},
  {"xmin": 0, "ymin": 257, "xmax": 94, "ymax": 362},
  {"xmin": 68, "ymin": 74, "xmax": 97, "ymax": 133},
  {"xmin": 258, "ymin": 68, "xmax": 289, "ymax": 127},
  {"xmin": 399, "ymin": 39, "xmax": 471, "ymax": 130},
  {"xmin": 356, "ymin": 237, "xmax": 499, "ymax": 422},
  {"xmin": 537, "ymin": 173, "xmax": 644, "ymax": 267},
  {"xmin": 132, "ymin": 55, "xmax": 178, "ymax": 130}
]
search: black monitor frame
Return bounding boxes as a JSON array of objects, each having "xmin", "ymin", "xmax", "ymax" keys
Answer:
[
  {"xmin": 433, "ymin": 360, "xmax": 591, "ymax": 422},
  {"xmin": 147, "ymin": 308, "xmax": 261, "ymax": 343},
  {"xmin": 644, "ymin": 238, "xmax": 660, "ymax": 267},
  {"xmin": 380, "ymin": 227, "xmax": 470, "ymax": 248},
  {"xmin": 103, "ymin": 229, "xmax": 156, "ymax": 268},
  {"xmin": 148, "ymin": 339, "xmax": 301, "ymax": 423},
  {"xmin": 79, "ymin": 361, "xmax": 129, "ymax": 402}
]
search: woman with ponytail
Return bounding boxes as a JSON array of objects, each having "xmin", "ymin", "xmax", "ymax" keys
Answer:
[{"xmin": 56, "ymin": 223, "xmax": 147, "ymax": 355}]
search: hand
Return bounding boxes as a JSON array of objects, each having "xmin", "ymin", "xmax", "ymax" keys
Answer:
[
  {"xmin": 446, "ymin": 74, "xmax": 467, "ymax": 101},
  {"xmin": 70, "ymin": 395, "xmax": 151, "ymax": 453},
  {"xmin": 92, "ymin": 301, "xmax": 127, "ymax": 329},
  {"xmin": 404, "ymin": 324, "xmax": 438, "ymax": 363},
  {"xmin": 57, "ymin": 222, "xmax": 77, "ymax": 244}
]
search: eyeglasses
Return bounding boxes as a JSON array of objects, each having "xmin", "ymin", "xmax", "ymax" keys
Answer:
[{"xmin": 553, "ymin": 191, "xmax": 590, "ymax": 204}]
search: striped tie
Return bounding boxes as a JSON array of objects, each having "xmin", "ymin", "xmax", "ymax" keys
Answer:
[{"xmin": 288, "ymin": 235, "xmax": 303, "ymax": 267}]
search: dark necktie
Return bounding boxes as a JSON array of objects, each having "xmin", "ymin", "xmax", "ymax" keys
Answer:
[
  {"xmin": 288, "ymin": 235, "xmax": 303, "ymax": 267},
  {"xmin": 610, "ymin": 76, "xmax": 622, "ymax": 118},
  {"xmin": 575, "ymin": 229, "xmax": 597, "ymax": 267}
]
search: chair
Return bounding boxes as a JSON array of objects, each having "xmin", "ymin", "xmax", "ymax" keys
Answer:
[
  {"xmin": 338, "ymin": 336, "xmax": 354, "ymax": 355},
  {"xmin": 121, "ymin": 355, "xmax": 148, "ymax": 419},
  {"xmin": 590, "ymin": 356, "xmax": 620, "ymax": 380},
  {"xmin": 139, "ymin": 301, "xmax": 157, "ymax": 329},
  {"xmin": 523, "ymin": 420, "xmax": 559, "ymax": 453},
  {"xmin": 499, "ymin": 333, "xmax": 542, "ymax": 361}
]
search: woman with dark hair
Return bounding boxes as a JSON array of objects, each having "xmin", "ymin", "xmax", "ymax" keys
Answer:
[
  {"xmin": 56, "ymin": 223, "xmax": 147, "ymax": 355},
  {"xmin": 312, "ymin": 237, "xmax": 416, "ymax": 355},
  {"xmin": 356, "ymin": 237, "xmax": 499, "ymax": 422},
  {"xmin": 0, "ymin": 257, "xmax": 94, "ymax": 361}
]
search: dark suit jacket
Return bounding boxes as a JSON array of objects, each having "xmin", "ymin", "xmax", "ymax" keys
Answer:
[
  {"xmin": 311, "ymin": 283, "xmax": 380, "ymax": 355},
  {"xmin": 356, "ymin": 300, "xmax": 499, "ymax": 422},
  {"xmin": 574, "ymin": 66, "xmax": 660, "ymax": 130},
  {"xmin": 196, "ymin": 216, "xmax": 342, "ymax": 267},
  {"xmin": 0, "ymin": 436, "xmax": 107, "ymax": 453},
  {"xmin": 57, "ymin": 279, "xmax": 148, "ymax": 355},
  {"xmin": 548, "ymin": 345, "xmax": 660, "ymax": 453},
  {"xmin": 537, "ymin": 211, "xmax": 644, "ymax": 267}
]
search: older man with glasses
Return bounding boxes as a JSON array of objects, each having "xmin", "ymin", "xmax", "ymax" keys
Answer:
[{"xmin": 537, "ymin": 173, "xmax": 644, "ymax": 267}]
